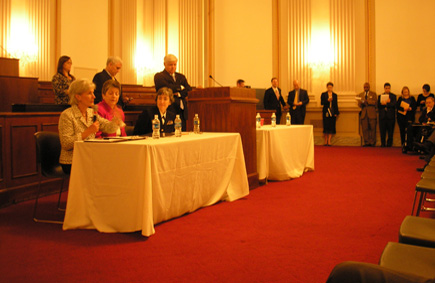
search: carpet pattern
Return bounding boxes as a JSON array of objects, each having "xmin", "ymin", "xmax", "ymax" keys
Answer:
[{"xmin": 0, "ymin": 146, "xmax": 432, "ymax": 282}]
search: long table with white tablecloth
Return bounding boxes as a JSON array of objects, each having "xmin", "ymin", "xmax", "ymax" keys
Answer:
[
  {"xmin": 256, "ymin": 125, "xmax": 314, "ymax": 181},
  {"xmin": 63, "ymin": 132, "xmax": 249, "ymax": 236}
]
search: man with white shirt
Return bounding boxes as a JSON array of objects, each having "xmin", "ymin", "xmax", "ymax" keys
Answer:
[
  {"xmin": 154, "ymin": 54, "xmax": 192, "ymax": 131},
  {"xmin": 287, "ymin": 80, "xmax": 309, "ymax": 125},
  {"xmin": 408, "ymin": 96, "xmax": 435, "ymax": 154},
  {"xmin": 93, "ymin": 57, "xmax": 126, "ymax": 106},
  {"xmin": 263, "ymin": 77, "xmax": 287, "ymax": 124},
  {"xmin": 377, "ymin": 82, "xmax": 397, "ymax": 147}
]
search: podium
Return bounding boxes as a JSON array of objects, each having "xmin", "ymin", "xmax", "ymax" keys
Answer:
[{"xmin": 187, "ymin": 87, "xmax": 259, "ymax": 189}]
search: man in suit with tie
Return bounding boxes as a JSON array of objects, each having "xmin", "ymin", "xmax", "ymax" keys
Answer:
[
  {"xmin": 377, "ymin": 82, "xmax": 397, "ymax": 147},
  {"xmin": 92, "ymin": 56, "xmax": 127, "ymax": 107},
  {"xmin": 263, "ymin": 77, "xmax": 287, "ymax": 124},
  {"xmin": 358, "ymin": 82, "xmax": 377, "ymax": 146},
  {"xmin": 287, "ymin": 80, "xmax": 310, "ymax": 125},
  {"xmin": 154, "ymin": 54, "xmax": 192, "ymax": 131}
]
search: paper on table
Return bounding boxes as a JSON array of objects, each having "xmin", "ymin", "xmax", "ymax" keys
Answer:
[{"xmin": 85, "ymin": 136, "xmax": 147, "ymax": 143}]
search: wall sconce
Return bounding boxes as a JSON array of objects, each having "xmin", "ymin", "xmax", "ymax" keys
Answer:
[
  {"xmin": 8, "ymin": 15, "xmax": 38, "ymax": 66},
  {"xmin": 308, "ymin": 30, "xmax": 334, "ymax": 74},
  {"xmin": 134, "ymin": 40, "xmax": 160, "ymax": 86}
]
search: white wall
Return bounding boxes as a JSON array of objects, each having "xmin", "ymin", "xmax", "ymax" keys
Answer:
[
  {"xmin": 214, "ymin": 0, "xmax": 273, "ymax": 88},
  {"xmin": 60, "ymin": 0, "xmax": 109, "ymax": 80},
  {"xmin": 375, "ymin": 0, "xmax": 435, "ymax": 95}
]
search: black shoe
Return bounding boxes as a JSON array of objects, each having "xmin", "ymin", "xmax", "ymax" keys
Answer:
[
  {"xmin": 420, "ymin": 156, "xmax": 427, "ymax": 160},
  {"xmin": 417, "ymin": 167, "xmax": 425, "ymax": 172}
]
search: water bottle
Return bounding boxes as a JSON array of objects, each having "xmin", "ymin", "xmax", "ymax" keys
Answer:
[
  {"xmin": 152, "ymin": 115, "xmax": 160, "ymax": 139},
  {"xmin": 175, "ymin": 115, "xmax": 182, "ymax": 137},
  {"xmin": 256, "ymin": 113, "xmax": 261, "ymax": 128},
  {"xmin": 193, "ymin": 114, "xmax": 200, "ymax": 134},
  {"xmin": 286, "ymin": 112, "xmax": 291, "ymax": 126},
  {"xmin": 271, "ymin": 113, "xmax": 276, "ymax": 127}
]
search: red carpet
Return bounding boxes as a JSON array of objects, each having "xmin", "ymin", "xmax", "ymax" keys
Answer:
[{"xmin": 0, "ymin": 146, "xmax": 432, "ymax": 282}]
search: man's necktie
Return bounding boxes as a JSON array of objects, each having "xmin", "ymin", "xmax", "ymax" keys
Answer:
[
  {"xmin": 293, "ymin": 90, "xmax": 298, "ymax": 110},
  {"xmin": 274, "ymin": 88, "xmax": 279, "ymax": 100}
]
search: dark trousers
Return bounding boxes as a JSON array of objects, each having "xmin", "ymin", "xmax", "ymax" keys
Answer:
[
  {"xmin": 379, "ymin": 118, "xmax": 395, "ymax": 146},
  {"xmin": 397, "ymin": 116, "xmax": 409, "ymax": 145},
  {"xmin": 290, "ymin": 110, "xmax": 305, "ymax": 125}
]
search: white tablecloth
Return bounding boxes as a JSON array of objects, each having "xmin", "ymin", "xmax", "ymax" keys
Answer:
[
  {"xmin": 63, "ymin": 132, "xmax": 249, "ymax": 236},
  {"xmin": 256, "ymin": 125, "xmax": 314, "ymax": 180}
]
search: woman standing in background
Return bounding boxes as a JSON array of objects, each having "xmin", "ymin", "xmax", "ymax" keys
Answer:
[
  {"xmin": 321, "ymin": 82, "xmax": 340, "ymax": 146},
  {"xmin": 396, "ymin": 86, "xmax": 417, "ymax": 153},
  {"xmin": 52, "ymin": 56, "xmax": 75, "ymax": 104}
]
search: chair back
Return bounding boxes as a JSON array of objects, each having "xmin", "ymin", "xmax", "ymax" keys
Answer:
[
  {"xmin": 34, "ymin": 131, "xmax": 66, "ymax": 178},
  {"xmin": 125, "ymin": 125, "xmax": 135, "ymax": 136}
]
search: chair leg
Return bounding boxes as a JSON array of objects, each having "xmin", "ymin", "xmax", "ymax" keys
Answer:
[
  {"xmin": 411, "ymin": 191, "xmax": 418, "ymax": 215},
  {"xmin": 416, "ymin": 191, "xmax": 425, "ymax": 217},
  {"xmin": 33, "ymin": 176, "xmax": 63, "ymax": 224},
  {"xmin": 57, "ymin": 177, "xmax": 67, "ymax": 212}
]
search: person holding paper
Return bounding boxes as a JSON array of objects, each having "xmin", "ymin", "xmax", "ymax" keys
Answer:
[
  {"xmin": 377, "ymin": 82, "xmax": 397, "ymax": 147},
  {"xmin": 396, "ymin": 86, "xmax": 416, "ymax": 153},
  {"xmin": 416, "ymin": 84, "xmax": 434, "ymax": 111},
  {"xmin": 321, "ymin": 82, "xmax": 339, "ymax": 146},
  {"xmin": 357, "ymin": 82, "xmax": 377, "ymax": 146}
]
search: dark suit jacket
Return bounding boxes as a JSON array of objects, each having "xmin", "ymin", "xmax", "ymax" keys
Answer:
[
  {"xmin": 377, "ymin": 93, "xmax": 397, "ymax": 120},
  {"xmin": 419, "ymin": 107, "xmax": 435, "ymax": 124},
  {"xmin": 154, "ymin": 69, "xmax": 192, "ymax": 120},
  {"xmin": 287, "ymin": 88, "xmax": 309, "ymax": 116},
  {"xmin": 321, "ymin": 92, "xmax": 339, "ymax": 117},
  {"xmin": 416, "ymin": 93, "xmax": 435, "ymax": 111},
  {"xmin": 263, "ymin": 87, "xmax": 285, "ymax": 111},
  {"xmin": 133, "ymin": 106, "xmax": 176, "ymax": 136},
  {"xmin": 396, "ymin": 96, "xmax": 417, "ymax": 123},
  {"xmin": 92, "ymin": 69, "xmax": 124, "ymax": 108}
]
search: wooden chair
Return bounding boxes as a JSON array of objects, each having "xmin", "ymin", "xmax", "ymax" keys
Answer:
[
  {"xmin": 379, "ymin": 242, "xmax": 435, "ymax": 280},
  {"xmin": 412, "ymin": 178, "xmax": 435, "ymax": 216},
  {"xmin": 399, "ymin": 216, "xmax": 435, "ymax": 248}
]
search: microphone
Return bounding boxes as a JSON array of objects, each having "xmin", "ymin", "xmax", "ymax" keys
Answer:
[
  {"xmin": 92, "ymin": 105, "xmax": 99, "ymax": 122},
  {"xmin": 209, "ymin": 75, "xmax": 223, "ymax": 87}
]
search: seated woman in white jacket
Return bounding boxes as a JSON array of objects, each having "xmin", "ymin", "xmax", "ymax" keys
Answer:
[{"xmin": 58, "ymin": 78, "xmax": 123, "ymax": 174}]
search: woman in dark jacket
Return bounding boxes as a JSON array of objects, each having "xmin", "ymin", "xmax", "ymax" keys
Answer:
[
  {"xmin": 396, "ymin": 86, "xmax": 416, "ymax": 152},
  {"xmin": 321, "ymin": 82, "xmax": 340, "ymax": 146}
]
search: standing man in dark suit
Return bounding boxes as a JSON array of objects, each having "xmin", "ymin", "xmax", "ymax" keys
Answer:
[
  {"xmin": 358, "ymin": 82, "xmax": 377, "ymax": 146},
  {"xmin": 377, "ymin": 82, "xmax": 396, "ymax": 147},
  {"xmin": 92, "ymin": 57, "xmax": 126, "ymax": 107},
  {"xmin": 287, "ymin": 80, "xmax": 309, "ymax": 124},
  {"xmin": 154, "ymin": 54, "xmax": 191, "ymax": 131},
  {"xmin": 263, "ymin": 77, "xmax": 287, "ymax": 124}
]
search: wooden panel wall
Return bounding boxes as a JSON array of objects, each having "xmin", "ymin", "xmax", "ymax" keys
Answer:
[{"xmin": 0, "ymin": 111, "xmax": 141, "ymax": 208}]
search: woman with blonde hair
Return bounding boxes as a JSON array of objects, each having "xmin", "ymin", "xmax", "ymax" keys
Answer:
[
  {"xmin": 396, "ymin": 86, "xmax": 416, "ymax": 153},
  {"xmin": 58, "ymin": 79, "xmax": 123, "ymax": 173}
]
